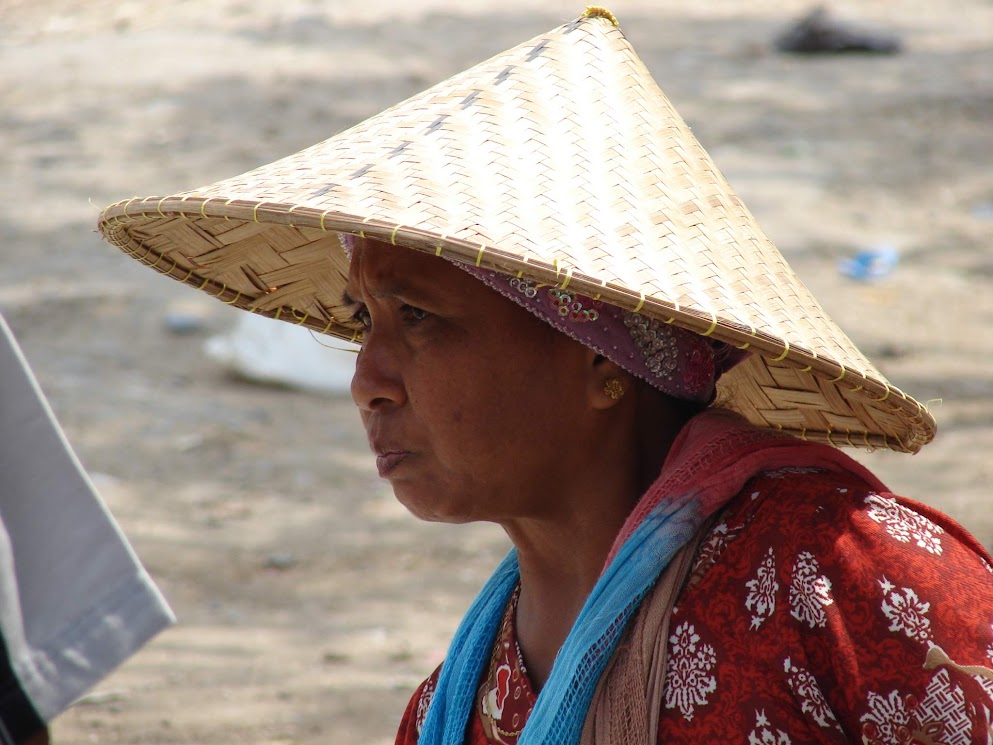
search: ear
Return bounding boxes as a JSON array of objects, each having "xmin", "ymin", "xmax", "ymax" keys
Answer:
[{"xmin": 587, "ymin": 353, "xmax": 630, "ymax": 410}]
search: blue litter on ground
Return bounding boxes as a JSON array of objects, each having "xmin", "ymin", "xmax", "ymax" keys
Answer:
[{"xmin": 838, "ymin": 245, "xmax": 900, "ymax": 281}]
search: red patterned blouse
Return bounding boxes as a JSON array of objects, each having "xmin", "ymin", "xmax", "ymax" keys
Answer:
[{"xmin": 395, "ymin": 469, "xmax": 993, "ymax": 744}]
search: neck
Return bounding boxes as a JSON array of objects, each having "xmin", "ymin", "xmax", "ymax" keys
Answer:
[
  {"xmin": 503, "ymin": 392, "xmax": 691, "ymax": 688},
  {"xmin": 506, "ymin": 496, "xmax": 636, "ymax": 688}
]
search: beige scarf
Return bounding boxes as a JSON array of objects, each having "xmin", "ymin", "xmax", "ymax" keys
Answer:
[{"xmin": 579, "ymin": 521, "xmax": 713, "ymax": 745}]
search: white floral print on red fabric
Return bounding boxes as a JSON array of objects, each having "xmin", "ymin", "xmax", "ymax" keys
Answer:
[
  {"xmin": 415, "ymin": 675, "xmax": 437, "ymax": 735},
  {"xmin": 865, "ymin": 493, "xmax": 944, "ymax": 555},
  {"xmin": 748, "ymin": 710, "xmax": 792, "ymax": 745},
  {"xmin": 860, "ymin": 689, "xmax": 918, "ymax": 745},
  {"xmin": 664, "ymin": 621, "xmax": 717, "ymax": 721},
  {"xmin": 789, "ymin": 551, "xmax": 833, "ymax": 628},
  {"xmin": 878, "ymin": 577, "xmax": 932, "ymax": 642},
  {"xmin": 783, "ymin": 657, "xmax": 841, "ymax": 730},
  {"xmin": 745, "ymin": 547, "xmax": 778, "ymax": 630},
  {"xmin": 691, "ymin": 522, "xmax": 737, "ymax": 576},
  {"xmin": 861, "ymin": 671, "xmax": 979, "ymax": 745}
]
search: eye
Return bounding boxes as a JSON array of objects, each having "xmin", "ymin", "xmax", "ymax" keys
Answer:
[
  {"xmin": 352, "ymin": 306, "xmax": 372, "ymax": 329},
  {"xmin": 401, "ymin": 305, "xmax": 430, "ymax": 323}
]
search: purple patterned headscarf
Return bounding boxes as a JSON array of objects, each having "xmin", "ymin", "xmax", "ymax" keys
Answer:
[
  {"xmin": 458, "ymin": 265, "xmax": 746, "ymax": 404},
  {"xmin": 340, "ymin": 234, "xmax": 748, "ymax": 404}
]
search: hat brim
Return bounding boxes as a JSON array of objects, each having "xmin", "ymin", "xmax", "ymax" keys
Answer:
[{"xmin": 100, "ymin": 195, "xmax": 934, "ymax": 454}]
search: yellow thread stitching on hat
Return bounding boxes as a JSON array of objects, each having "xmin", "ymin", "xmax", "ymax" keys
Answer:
[
  {"xmin": 122, "ymin": 197, "xmax": 139, "ymax": 217},
  {"xmin": 866, "ymin": 386, "xmax": 890, "ymax": 403},
  {"xmin": 211, "ymin": 283, "xmax": 227, "ymax": 298},
  {"xmin": 583, "ymin": 6, "xmax": 619, "ymax": 26},
  {"xmin": 770, "ymin": 341, "xmax": 790, "ymax": 362},
  {"xmin": 180, "ymin": 266, "xmax": 195, "ymax": 282},
  {"xmin": 735, "ymin": 324, "xmax": 757, "ymax": 350},
  {"xmin": 560, "ymin": 266, "xmax": 573, "ymax": 290},
  {"xmin": 148, "ymin": 252, "xmax": 163, "ymax": 270},
  {"xmin": 319, "ymin": 210, "xmax": 330, "ymax": 231},
  {"xmin": 701, "ymin": 313, "xmax": 718, "ymax": 337},
  {"xmin": 828, "ymin": 366, "xmax": 846, "ymax": 383},
  {"xmin": 165, "ymin": 256, "xmax": 178, "ymax": 275},
  {"xmin": 222, "ymin": 290, "xmax": 243, "ymax": 305},
  {"xmin": 475, "ymin": 245, "xmax": 487, "ymax": 267},
  {"xmin": 223, "ymin": 197, "xmax": 236, "ymax": 220},
  {"xmin": 200, "ymin": 199, "xmax": 211, "ymax": 219},
  {"xmin": 294, "ymin": 311, "xmax": 310, "ymax": 326},
  {"xmin": 435, "ymin": 244, "xmax": 444, "ymax": 257},
  {"xmin": 274, "ymin": 307, "xmax": 283, "ymax": 320},
  {"xmin": 156, "ymin": 198, "xmax": 168, "ymax": 218},
  {"xmin": 198, "ymin": 276, "xmax": 210, "ymax": 290},
  {"xmin": 350, "ymin": 329, "xmax": 361, "ymax": 343},
  {"xmin": 634, "ymin": 292, "xmax": 645, "ymax": 313},
  {"xmin": 320, "ymin": 319, "xmax": 335, "ymax": 334},
  {"xmin": 253, "ymin": 203, "xmax": 262, "ymax": 223},
  {"xmin": 390, "ymin": 225, "xmax": 401, "ymax": 245}
]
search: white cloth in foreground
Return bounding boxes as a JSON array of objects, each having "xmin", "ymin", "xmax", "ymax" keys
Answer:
[{"xmin": 0, "ymin": 313, "xmax": 174, "ymax": 743}]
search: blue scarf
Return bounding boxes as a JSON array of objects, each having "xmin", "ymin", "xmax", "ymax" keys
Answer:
[{"xmin": 418, "ymin": 497, "xmax": 699, "ymax": 745}]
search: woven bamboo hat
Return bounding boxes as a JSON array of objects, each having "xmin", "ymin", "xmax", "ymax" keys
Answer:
[{"xmin": 98, "ymin": 7, "xmax": 934, "ymax": 453}]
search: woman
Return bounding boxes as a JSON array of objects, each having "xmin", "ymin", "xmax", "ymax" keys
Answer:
[{"xmin": 98, "ymin": 8, "xmax": 993, "ymax": 743}]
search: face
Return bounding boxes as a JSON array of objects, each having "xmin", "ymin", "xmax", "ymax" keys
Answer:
[{"xmin": 346, "ymin": 239, "xmax": 606, "ymax": 524}]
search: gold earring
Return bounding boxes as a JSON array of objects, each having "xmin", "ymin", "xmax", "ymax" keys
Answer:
[{"xmin": 604, "ymin": 378, "xmax": 625, "ymax": 400}]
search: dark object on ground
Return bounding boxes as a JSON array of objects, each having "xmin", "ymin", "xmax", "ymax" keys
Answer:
[{"xmin": 775, "ymin": 6, "xmax": 902, "ymax": 54}]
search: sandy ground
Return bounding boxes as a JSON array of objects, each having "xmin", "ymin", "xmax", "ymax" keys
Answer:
[{"xmin": 1, "ymin": 0, "xmax": 991, "ymax": 742}]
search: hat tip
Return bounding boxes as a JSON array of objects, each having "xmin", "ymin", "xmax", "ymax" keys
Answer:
[{"xmin": 582, "ymin": 5, "xmax": 619, "ymax": 26}]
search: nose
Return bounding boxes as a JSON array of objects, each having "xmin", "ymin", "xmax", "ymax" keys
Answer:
[{"xmin": 350, "ymin": 332, "xmax": 407, "ymax": 412}]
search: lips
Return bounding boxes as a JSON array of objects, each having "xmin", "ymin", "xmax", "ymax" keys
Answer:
[{"xmin": 375, "ymin": 450, "xmax": 410, "ymax": 477}]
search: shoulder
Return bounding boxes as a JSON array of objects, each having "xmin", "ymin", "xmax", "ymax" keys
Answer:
[
  {"xmin": 690, "ymin": 467, "xmax": 993, "ymax": 647},
  {"xmin": 661, "ymin": 466, "xmax": 993, "ymax": 742},
  {"xmin": 692, "ymin": 467, "xmax": 992, "ymax": 585},
  {"xmin": 394, "ymin": 666, "xmax": 441, "ymax": 745}
]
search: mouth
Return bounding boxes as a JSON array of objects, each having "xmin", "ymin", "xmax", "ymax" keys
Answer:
[{"xmin": 374, "ymin": 450, "xmax": 411, "ymax": 477}]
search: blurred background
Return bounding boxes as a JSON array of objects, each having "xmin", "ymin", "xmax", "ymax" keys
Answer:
[{"xmin": 2, "ymin": 1, "xmax": 991, "ymax": 742}]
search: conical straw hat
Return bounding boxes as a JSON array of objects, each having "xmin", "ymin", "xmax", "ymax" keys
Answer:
[{"xmin": 98, "ymin": 7, "xmax": 935, "ymax": 453}]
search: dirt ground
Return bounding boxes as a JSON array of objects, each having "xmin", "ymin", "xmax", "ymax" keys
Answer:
[{"xmin": 1, "ymin": 0, "xmax": 991, "ymax": 742}]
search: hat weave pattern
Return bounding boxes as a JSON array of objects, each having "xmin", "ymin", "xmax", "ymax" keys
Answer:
[{"xmin": 99, "ymin": 11, "xmax": 934, "ymax": 453}]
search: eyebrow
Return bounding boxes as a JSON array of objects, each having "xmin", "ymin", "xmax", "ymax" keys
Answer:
[{"xmin": 341, "ymin": 280, "xmax": 434, "ymax": 307}]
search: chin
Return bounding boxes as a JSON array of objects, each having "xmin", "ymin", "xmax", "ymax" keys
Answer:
[{"xmin": 391, "ymin": 485, "xmax": 478, "ymax": 525}]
